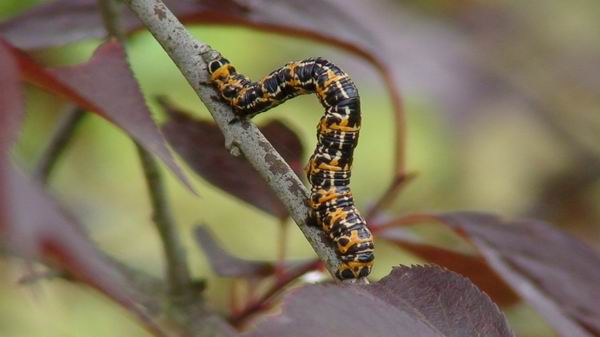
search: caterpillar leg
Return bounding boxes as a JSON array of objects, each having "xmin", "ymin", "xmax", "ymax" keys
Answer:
[
  {"xmin": 334, "ymin": 224, "xmax": 374, "ymax": 279},
  {"xmin": 336, "ymin": 261, "xmax": 373, "ymax": 280}
]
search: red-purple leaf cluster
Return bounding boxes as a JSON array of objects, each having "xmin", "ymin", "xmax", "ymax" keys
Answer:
[
  {"xmin": 0, "ymin": 39, "xmax": 190, "ymax": 336},
  {"xmin": 10, "ymin": 40, "xmax": 193, "ymax": 191},
  {"xmin": 2, "ymin": 165, "xmax": 169, "ymax": 337},
  {"xmin": 378, "ymin": 212, "xmax": 600, "ymax": 337},
  {"xmin": 244, "ymin": 265, "xmax": 514, "ymax": 337},
  {"xmin": 378, "ymin": 227, "xmax": 519, "ymax": 306},
  {"xmin": 160, "ymin": 100, "xmax": 304, "ymax": 219},
  {"xmin": 0, "ymin": 0, "xmax": 245, "ymax": 50},
  {"xmin": 0, "ymin": 41, "xmax": 24, "ymax": 232}
]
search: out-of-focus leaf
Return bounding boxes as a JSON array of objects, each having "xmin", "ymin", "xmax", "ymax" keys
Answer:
[
  {"xmin": 0, "ymin": 0, "xmax": 246, "ymax": 50},
  {"xmin": 391, "ymin": 212, "xmax": 600, "ymax": 337},
  {"xmin": 2, "ymin": 39, "xmax": 194, "ymax": 192},
  {"xmin": 194, "ymin": 225, "xmax": 274, "ymax": 277},
  {"xmin": 369, "ymin": 265, "xmax": 513, "ymax": 337},
  {"xmin": 160, "ymin": 100, "xmax": 303, "ymax": 219},
  {"xmin": 0, "ymin": 42, "xmax": 23, "ymax": 155},
  {"xmin": 0, "ymin": 0, "xmax": 372, "ymax": 52},
  {"xmin": 0, "ymin": 42, "xmax": 24, "ymax": 231},
  {"xmin": 244, "ymin": 265, "xmax": 514, "ymax": 337},
  {"xmin": 378, "ymin": 227, "xmax": 519, "ymax": 306},
  {"xmin": 2, "ymin": 165, "xmax": 168, "ymax": 337}
]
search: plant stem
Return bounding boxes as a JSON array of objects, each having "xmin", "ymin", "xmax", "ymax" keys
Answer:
[
  {"xmin": 33, "ymin": 106, "xmax": 85, "ymax": 183},
  {"xmin": 229, "ymin": 259, "xmax": 322, "ymax": 326},
  {"xmin": 97, "ymin": 0, "xmax": 126, "ymax": 42},
  {"xmin": 366, "ymin": 171, "xmax": 417, "ymax": 224},
  {"xmin": 135, "ymin": 143, "xmax": 191, "ymax": 294}
]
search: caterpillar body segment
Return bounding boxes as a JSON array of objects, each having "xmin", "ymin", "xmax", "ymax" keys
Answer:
[{"xmin": 207, "ymin": 55, "xmax": 374, "ymax": 280}]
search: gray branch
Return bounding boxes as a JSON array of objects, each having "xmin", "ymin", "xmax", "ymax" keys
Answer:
[{"xmin": 124, "ymin": 0, "xmax": 344, "ymax": 280}]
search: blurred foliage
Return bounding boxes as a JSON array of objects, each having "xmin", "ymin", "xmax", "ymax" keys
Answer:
[{"xmin": 1, "ymin": 0, "xmax": 599, "ymax": 336}]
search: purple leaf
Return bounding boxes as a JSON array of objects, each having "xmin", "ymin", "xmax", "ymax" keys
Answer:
[
  {"xmin": 2, "ymin": 165, "xmax": 169, "ymax": 337},
  {"xmin": 194, "ymin": 225, "xmax": 274, "ymax": 277},
  {"xmin": 391, "ymin": 212, "xmax": 600, "ymax": 337},
  {"xmin": 0, "ymin": 0, "xmax": 245, "ymax": 50},
  {"xmin": 0, "ymin": 41, "xmax": 23, "ymax": 155},
  {"xmin": 378, "ymin": 227, "xmax": 519, "ymax": 306},
  {"xmin": 244, "ymin": 265, "xmax": 514, "ymax": 337},
  {"xmin": 368, "ymin": 265, "xmax": 513, "ymax": 337},
  {"xmin": 5, "ymin": 39, "xmax": 194, "ymax": 192},
  {"xmin": 0, "ymin": 41, "xmax": 24, "ymax": 231},
  {"xmin": 160, "ymin": 100, "xmax": 304, "ymax": 219}
]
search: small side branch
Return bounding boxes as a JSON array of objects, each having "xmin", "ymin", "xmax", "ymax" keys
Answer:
[
  {"xmin": 136, "ymin": 143, "xmax": 191, "ymax": 294},
  {"xmin": 34, "ymin": 106, "xmax": 85, "ymax": 183},
  {"xmin": 124, "ymin": 0, "xmax": 345, "ymax": 280}
]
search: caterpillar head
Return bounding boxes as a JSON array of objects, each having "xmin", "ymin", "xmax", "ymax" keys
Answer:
[
  {"xmin": 207, "ymin": 57, "xmax": 236, "ymax": 85},
  {"xmin": 207, "ymin": 57, "xmax": 243, "ymax": 101},
  {"xmin": 207, "ymin": 57, "xmax": 230, "ymax": 75}
]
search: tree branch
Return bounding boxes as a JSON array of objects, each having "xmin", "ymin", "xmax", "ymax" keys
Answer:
[{"xmin": 124, "ymin": 0, "xmax": 347, "ymax": 281}]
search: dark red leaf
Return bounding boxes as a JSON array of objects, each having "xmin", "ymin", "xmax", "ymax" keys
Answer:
[
  {"xmin": 194, "ymin": 225, "xmax": 274, "ymax": 277},
  {"xmin": 160, "ymin": 100, "xmax": 304, "ymax": 219},
  {"xmin": 2, "ymin": 39, "xmax": 194, "ymax": 192},
  {"xmin": 392, "ymin": 212, "xmax": 600, "ymax": 337},
  {"xmin": 2, "ymin": 165, "xmax": 168, "ymax": 337},
  {"xmin": 244, "ymin": 265, "xmax": 514, "ymax": 337},
  {"xmin": 378, "ymin": 228, "xmax": 519, "ymax": 306},
  {"xmin": 370, "ymin": 265, "xmax": 513, "ymax": 337},
  {"xmin": 0, "ymin": 42, "xmax": 23, "ymax": 155},
  {"xmin": 0, "ymin": 42, "xmax": 24, "ymax": 231},
  {"xmin": 0, "ymin": 0, "xmax": 245, "ymax": 50}
]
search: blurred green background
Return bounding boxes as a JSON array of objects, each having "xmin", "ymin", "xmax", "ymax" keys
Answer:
[{"xmin": 1, "ymin": 0, "xmax": 599, "ymax": 336}]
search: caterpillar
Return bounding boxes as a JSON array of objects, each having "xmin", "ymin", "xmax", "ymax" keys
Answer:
[{"xmin": 207, "ymin": 55, "xmax": 374, "ymax": 280}]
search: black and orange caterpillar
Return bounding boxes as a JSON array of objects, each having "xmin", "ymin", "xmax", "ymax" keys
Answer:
[{"xmin": 207, "ymin": 55, "xmax": 374, "ymax": 280}]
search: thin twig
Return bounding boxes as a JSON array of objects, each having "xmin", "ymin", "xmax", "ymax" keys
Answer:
[
  {"xmin": 33, "ymin": 106, "xmax": 85, "ymax": 183},
  {"xmin": 366, "ymin": 171, "xmax": 417, "ymax": 225},
  {"xmin": 229, "ymin": 259, "xmax": 322, "ymax": 327},
  {"xmin": 124, "ymin": 0, "xmax": 348, "ymax": 282},
  {"xmin": 136, "ymin": 143, "xmax": 191, "ymax": 294},
  {"xmin": 275, "ymin": 218, "xmax": 289, "ymax": 277},
  {"xmin": 97, "ymin": 0, "xmax": 126, "ymax": 42},
  {"xmin": 374, "ymin": 213, "xmax": 435, "ymax": 231}
]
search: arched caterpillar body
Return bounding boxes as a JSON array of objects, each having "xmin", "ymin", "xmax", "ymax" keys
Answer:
[{"xmin": 207, "ymin": 55, "xmax": 374, "ymax": 280}]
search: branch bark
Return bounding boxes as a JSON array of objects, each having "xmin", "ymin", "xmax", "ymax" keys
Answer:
[{"xmin": 124, "ymin": 0, "xmax": 346, "ymax": 281}]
